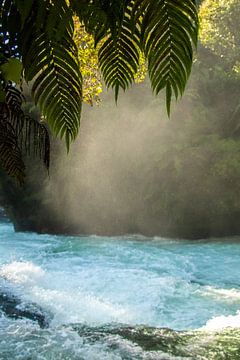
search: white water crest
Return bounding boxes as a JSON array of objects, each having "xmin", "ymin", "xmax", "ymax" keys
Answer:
[
  {"xmin": 0, "ymin": 261, "xmax": 45, "ymax": 284},
  {"xmin": 0, "ymin": 260, "xmax": 131, "ymax": 326},
  {"xmin": 201, "ymin": 286, "xmax": 240, "ymax": 302},
  {"xmin": 202, "ymin": 310, "xmax": 240, "ymax": 331},
  {"xmin": 1, "ymin": 221, "xmax": 240, "ymax": 358},
  {"xmin": 196, "ymin": 285, "xmax": 240, "ymax": 331},
  {"xmin": 1, "ymin": 222, "xmax": 240, "ymax": 329}
]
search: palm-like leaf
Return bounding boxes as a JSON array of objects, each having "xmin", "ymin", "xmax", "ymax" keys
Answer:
[
  {"xmin": 98, "ymin": 1, "xmax": 142, "ymax": 101},
  {"xmin": 0, "ymin": 86, "xmax": 50, "ymax": 183},
  {"xmin": 72, "ymin": 0, "xmax": 138, "ymax": 100},
  {"xmin": 5, "ymin": 86, "xmax": 50, "ymax": 168},
  {"xmin": 71, "ymin": 0, "xmax": 126, "ymax": 42},
  {"xmin": 0, "ymin": 103, "xmax": 25, "ymax": 184},
  {"xmin": 135, "ymin": 0, "xmax": 198, "ymax": 114},
  {"xmin": 72, "ymin": 0, "xmax": 198, "ymax": 108},
  {"xmin": 21, "ymin": 0, "xmax": 82, "ymax": 149}
]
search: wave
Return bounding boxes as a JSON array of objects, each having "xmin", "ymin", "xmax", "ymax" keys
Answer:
[
  {"xmin": 197, "ymin": 286, "xmax": 240, "ymax": 330},
  {"xmin": 2, "ymin": 260, "xmax": 240, "ymax": 333},
  {"xmin": 201, "ymin": 310, "xmax": 240, "ymax": 331},
  {"xmin": 0, "ymin": 261, "xmax": 45, "ymax": 285},
  {"xmin": 201, "ymin": 285, "xmax": 240, "ymax": 301},
  {"xmin": 0, "ymin": 261, "xmax": 132, "ymax": 326},
  {"xmin": 2, "ymin": 260, "xmax": 240, "ymax": 358}
]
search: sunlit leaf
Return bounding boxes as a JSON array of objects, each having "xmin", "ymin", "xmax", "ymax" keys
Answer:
[{"xmin": 1, "ymin": 58, "xmax": 23, "ymax": 84}]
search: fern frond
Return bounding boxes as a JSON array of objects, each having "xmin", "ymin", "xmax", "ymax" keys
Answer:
[
  {"xmin": 71, "ymin": 0, "xmax": 127, "ymax": 42},
  {"xmin": 0, "ymin": 103, "xmax": 25, "ymax": 184},
  {"xmin": 135, "ymin": 0, "xmax": 198, "ymax": 114},
  {"xmin": 72, "ymin": 0, "xmax": 198, "ymax": 107},
  {"xmin": 71, "ymin": 0, "xmax": 139, "ymax": 100},
  {"xmin": 5, "ymin": 86, "xmax": 50, "ymax": 168},
  {"xmin": 1, "ymin": 0, "xmax": 198, "ymax": 156},
  {"xmin": 97, "ymin": 1, "xmax": 141, "ymax": 100},
  {"xmin": 21, "ymin": 0, "xmax": 82, "ymax": 148},
  {"xmin": 0, "ymin": 85, "xmax": 50, "ymax": 183}
]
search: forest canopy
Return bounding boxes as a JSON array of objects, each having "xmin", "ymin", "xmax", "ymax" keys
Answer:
[{"xmin": 199, "ymin": 0, "xmax": 240, "ymax": 75}]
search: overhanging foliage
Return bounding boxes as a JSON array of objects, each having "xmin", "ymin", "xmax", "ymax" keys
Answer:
[{"xmin": 0, "ymin": 0, "xmax": 198, "ymax": 182}]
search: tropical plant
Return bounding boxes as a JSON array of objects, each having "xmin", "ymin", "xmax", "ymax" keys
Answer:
[
  {"xmin": 0, "ymin": 0, "xmax": 198, "ymax": 182},
  {"xmin": 0, "ymin": 31, "xmax": 50, "ymax": 183},
  {"xmin": 73, "ymin": 17, "xmax": 147, "ymax": 105}
]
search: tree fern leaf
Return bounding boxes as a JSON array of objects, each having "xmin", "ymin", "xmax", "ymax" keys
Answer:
[
  {"xmin": 22, "ymin": 5, "xmax": 82, "ymax": 145},
  {"xmin": 4, "ymin": 85, "xmax": 50, "ymax": 171},
  {"xmin": 133, "ymin": 0, "xmax": 198, "ymax": 113},
  {"xmin": 97, "ymin": 1, "xmax": 141, "ymax": 100},
  {"xmin": 0, "ymin": 103, "xmax": 25, "ymax": 183},
  {"xmin": 166, "ymin": 81, "xmax": 172, "ymax": 116}
]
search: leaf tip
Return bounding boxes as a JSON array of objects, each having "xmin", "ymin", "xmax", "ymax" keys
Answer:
[
  {"xmin": 166, "ymin": 82, "xmax": 172, "ymax": 117},
  {"xmin": 114, "ymin": 83, "xmax": 120, "ymax": 104}
]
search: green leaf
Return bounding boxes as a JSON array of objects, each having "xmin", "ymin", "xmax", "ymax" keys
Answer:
[
  {"xmin": 97, "ymin": 1, "xmax": 141, "ymax": 100},
  {"xmin": 134, "ymin": 0, "xmax": 198, "ymax": 110},
  {"xmin": 1, "ymin": 58, "xmax": 23, "ymax": 84},
  {"xmin": 22, "ymin": 2, "xmax": 82, "ymax": 146},
  {"xmin": 166, "ymin": 82, "xmax": 172, "ymax": 117},
  {"xmin": 0, "ymin": 85, "xmax": 50, "ymax": 183},
  {"xmin": 0, "ymin": 103, "xmax": 25, "ymax": 184}
]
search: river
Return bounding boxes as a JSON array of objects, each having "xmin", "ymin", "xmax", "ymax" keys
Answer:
[{"xmin": 0, "ymin": 220, "xmax": 240, "ymax": 359}]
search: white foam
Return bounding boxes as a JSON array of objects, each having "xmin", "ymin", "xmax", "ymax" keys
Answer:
[
  {"xmin": 201, "ymin": 286, "xmax": 240, "ymax": 301},
  {"xmin": 29, "ymin": 287, "xmax": 131, "ymax": 325},
  {"xmin": 202, "ymin": 310, "xmax": 240, "ymax": 330},
  {"xmin": 0, "ymin": 261, "xmax": 132, "ymax": 326},
  {"xmin": 198, "ymin": 286, "xmax": 240, "ymax": 330},
  {"xmin": 1, "ymin": 251, "xmax": 240, "ymax": 333},
  {"xmin": 0, "ymin": 261, "xmax": 45, "ymax": 285}
]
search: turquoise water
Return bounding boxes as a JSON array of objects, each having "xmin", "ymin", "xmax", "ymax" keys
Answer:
[{"xmin": 1, "ymin": 221, "xmax": 240, "ymax": 359}]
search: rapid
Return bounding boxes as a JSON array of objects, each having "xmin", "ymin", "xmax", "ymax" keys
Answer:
[{"xmin": 1, "ymin": 220, "xmax": 240, "ymax": 359}]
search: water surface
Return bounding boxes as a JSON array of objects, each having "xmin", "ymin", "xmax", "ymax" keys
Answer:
[{"xmin": 1, "ymin": 221, "xmax": 240, "ymax": 359}]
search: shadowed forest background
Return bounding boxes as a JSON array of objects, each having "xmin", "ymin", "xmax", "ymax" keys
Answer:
[{"xmin": 0, "ymin": 0, "xmax": 240, "ymax": 239}]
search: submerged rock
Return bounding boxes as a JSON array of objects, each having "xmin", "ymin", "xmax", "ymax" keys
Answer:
[
  {"xmin": 73, "ymin": 324, "xmax": 190, "ymax": 357},
  {"xmin": 72, "ymin": 324, "xmax": 240, "ymax": 359},
  {"xmin": 0, "ymin": 290, "xmax": 51, "ymax": 328}
]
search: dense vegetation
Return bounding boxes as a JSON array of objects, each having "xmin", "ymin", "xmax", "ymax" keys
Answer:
[{"xmin": 0, "ymin": 0, "xmax": 240, "ymax": 239}]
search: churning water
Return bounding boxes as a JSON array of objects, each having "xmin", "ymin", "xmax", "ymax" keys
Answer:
[{"xmin": 1, "ymin": 220, "xmax": 240, "ymax": 359}]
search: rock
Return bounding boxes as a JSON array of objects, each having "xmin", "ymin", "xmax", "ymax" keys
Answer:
[{"xmin": 0, "ymin": 291, "xmax": 51, "ymax": 328}]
